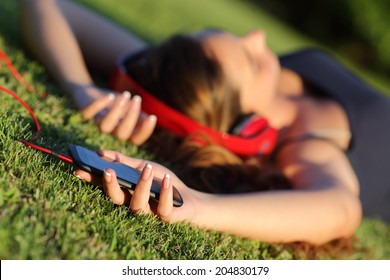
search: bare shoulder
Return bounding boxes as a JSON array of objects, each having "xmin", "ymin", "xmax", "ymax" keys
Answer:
[{"xmin": 275, "ymin": 138, "xmax": 359, "ymax": 195}]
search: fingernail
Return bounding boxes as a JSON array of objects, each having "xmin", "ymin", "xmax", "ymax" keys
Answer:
[
  {"xmin": 141, "ymin": 163, "xmax": 152, "ymax": 181},
  {"xmin": 163, "ymin": 173, "xmax": 171, "ymax": 189},
  {"xmin": 104, "ymin": 169, "xmax": 112, "ymax": 183},
  {"xmin": 148, "ymin": 114, "xmax": 157, "ymax": 122},
  {"xmin": 123, "ymin": 91, "xmax": 131, "ymax": 99},
  {"xmin": 73, "ymin": 171, "xmax": 82, "ymax": 179},
  {"xmin": 119, "ymin": 91, "xmax": 131, "ymax": 107},
  {"xmin": 132, "ymin": 95, "xmax": 142, "ymax": 103},
  {"xmin": 108, "ymin": 93, "xmax": 115, "ymax": 101}
]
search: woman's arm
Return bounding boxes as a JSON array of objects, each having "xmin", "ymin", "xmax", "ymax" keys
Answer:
[
  {"xmin": 75, "ymin": 139, "xmax": 362, "ymax": 245},
  {"xmin": 20, "ymin": 0, "xmax": 155, "ymax": 144},
  {"xmin": 196, "ymin": 139, "xmax": 362, "ymax": 244},
  {"xmin": 20, "ymin": 0, "xmax": 146, "ymax": 91}
]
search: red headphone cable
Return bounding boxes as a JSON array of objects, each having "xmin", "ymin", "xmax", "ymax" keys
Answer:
[{"xmin": 0, "ymin": 49, "xmax": 73, "ymax": 164}]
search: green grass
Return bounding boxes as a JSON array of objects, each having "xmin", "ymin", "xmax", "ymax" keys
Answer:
[{"xmin": 1, "ymin": 0, "xmax": 389, "ymax": 260}]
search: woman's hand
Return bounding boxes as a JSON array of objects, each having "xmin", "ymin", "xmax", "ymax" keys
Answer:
[
  {"xmin": 74, "ymin": 150, "xmax": 201, "ymax": 224},
  {"xmin": 71, "ymin": 85, "xmax": 157, "ymax": 145}
]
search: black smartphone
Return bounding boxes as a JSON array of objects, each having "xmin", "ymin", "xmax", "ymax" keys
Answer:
[{"xmin": 69, "ymin": 144, "xmax": 183, "ymax": 207}]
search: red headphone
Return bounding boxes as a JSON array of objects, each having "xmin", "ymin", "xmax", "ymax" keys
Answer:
[{"xmin": 110, "ymin": 53, "xmax": 278, "ymax": 156}]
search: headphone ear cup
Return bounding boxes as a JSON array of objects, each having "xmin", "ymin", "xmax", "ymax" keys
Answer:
[{"xmin": 231, "ymin": 115, "xmax": 269, "ymax": 137}]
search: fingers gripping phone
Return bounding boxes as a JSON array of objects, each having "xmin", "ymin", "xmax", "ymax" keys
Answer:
[{"xmin": 69, "ymin": 144, "xmax": 183, "ymax": 207}]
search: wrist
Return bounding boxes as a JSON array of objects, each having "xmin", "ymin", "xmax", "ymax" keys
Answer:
[
  {"xmin": 64, "ymin": 83, "xmax": 100, "ymax": 109},
  {"xmin": 186, "ymin": 190, "xmax": 215, "ymax": 228}
]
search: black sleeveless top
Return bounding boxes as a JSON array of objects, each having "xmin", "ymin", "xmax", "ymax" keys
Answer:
[{"xmin": 279, "ymin": 49, "xmax": 390, "ymax": 221}]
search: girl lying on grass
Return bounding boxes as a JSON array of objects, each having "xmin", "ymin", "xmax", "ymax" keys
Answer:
[{"xmin": 20, "ymin": 0, "xmax": 389, "ymax": 245}]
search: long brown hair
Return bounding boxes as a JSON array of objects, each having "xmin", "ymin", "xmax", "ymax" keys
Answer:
[{"xmin": 126, "ymin": 34, "xmax": 290, "ymax": 193}]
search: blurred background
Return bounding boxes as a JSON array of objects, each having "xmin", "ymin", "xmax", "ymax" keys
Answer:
[
  {"xmin": 0, "ymin": 0, "xmax": 389, "ymax": 93},
  {"xmin": 247, "ymin": 0, "xmax": 390, "ymax": 78}
]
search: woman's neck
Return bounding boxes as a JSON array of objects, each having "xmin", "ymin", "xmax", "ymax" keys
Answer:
[
  {"xmin": 260, "ymin": 68, "xmax": 303, "ymax": 129},
  {"xmin": 263, "ymin": 94, "xmax": 298, "ymax": 129}
]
